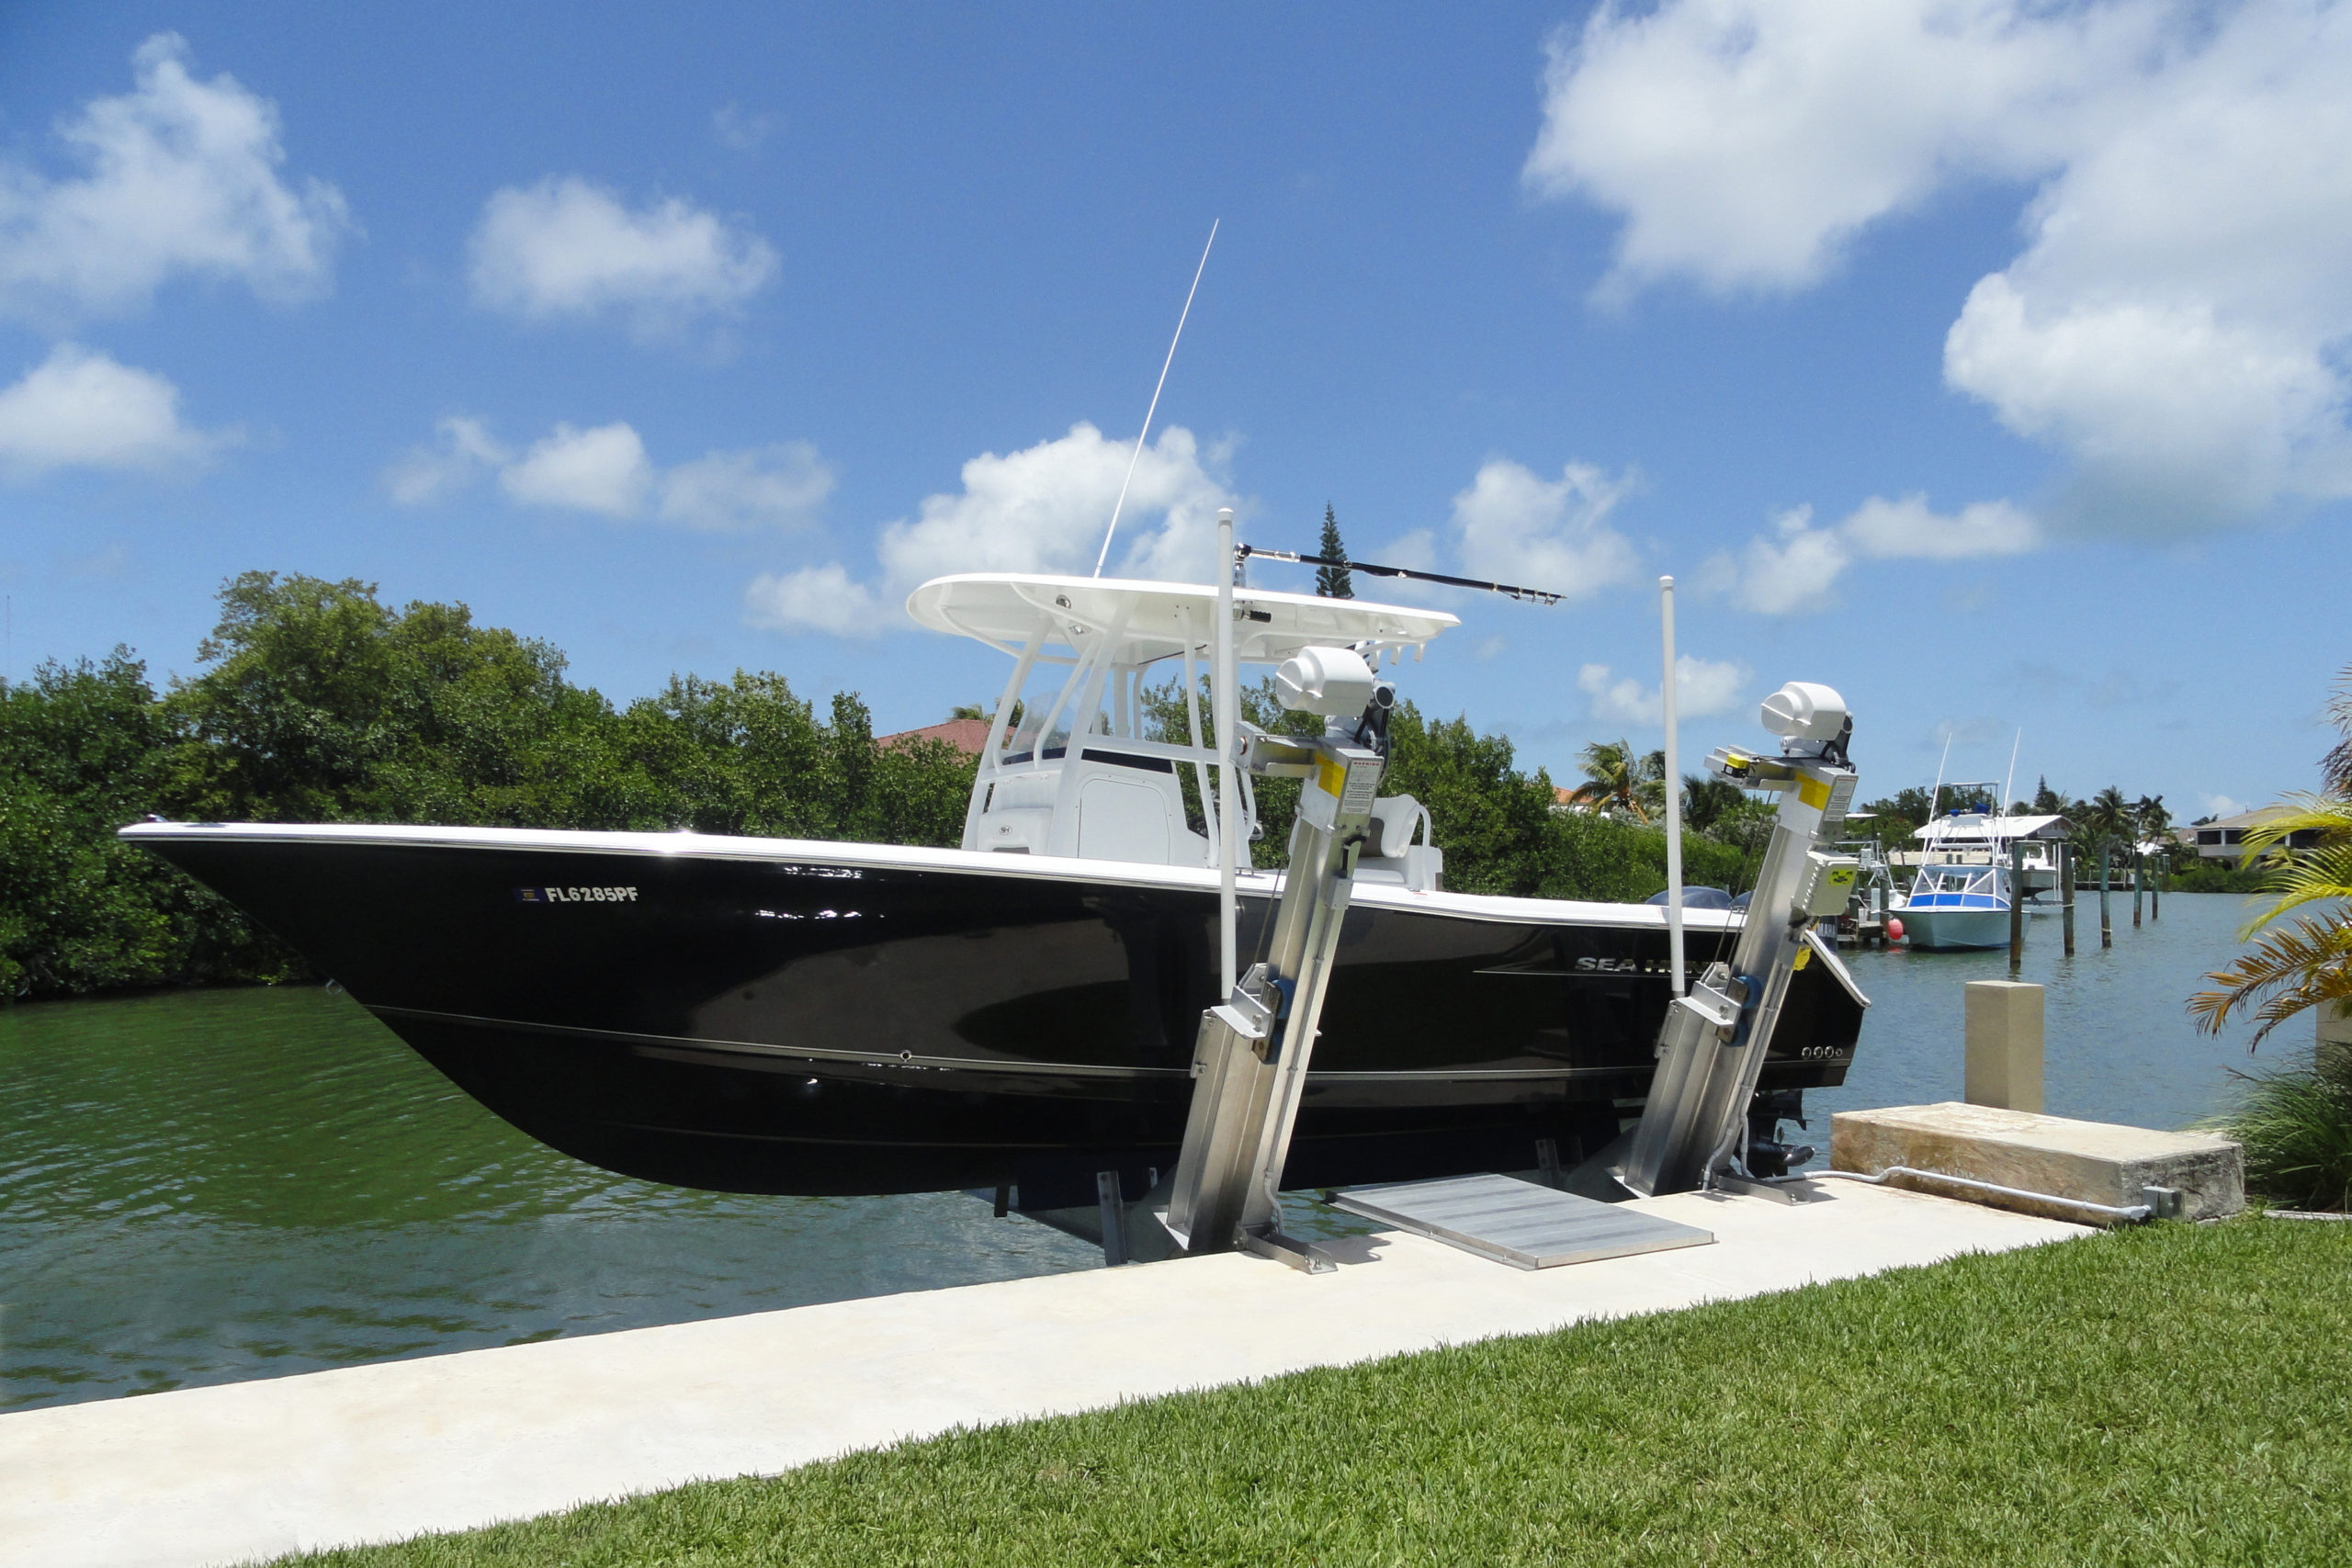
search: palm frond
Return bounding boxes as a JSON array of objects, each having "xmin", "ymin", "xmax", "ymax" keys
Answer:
[
  {"xmin": 2191, "ymin": 912, "xmax": 2352, "ymax": 1045},
  {"xmin": 2233, "ymin": 794, "xmax": 2352, "ymax": 933}
]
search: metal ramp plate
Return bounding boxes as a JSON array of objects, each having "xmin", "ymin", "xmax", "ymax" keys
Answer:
[{"xmin": 1329, "ymin": 1172, "xmax": 1714, "ymax": 1270}]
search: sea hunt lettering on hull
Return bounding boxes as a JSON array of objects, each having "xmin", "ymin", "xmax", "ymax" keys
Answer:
[
  {"xmin": 1483, "ymin": 954, "xmax": 1693, "ymax": 977},
  {"xmin": 514, "ymin": 886, "xmax": 639, "ymax": 904}
]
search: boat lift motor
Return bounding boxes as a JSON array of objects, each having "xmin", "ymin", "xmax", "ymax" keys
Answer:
[
  {"xmin": 1617, "ymin": 681, "xmax": 1860, "ymax": 1199},
  {"xmin": 1159, "ymin": 645, "xmax": 1390, "ymax": 1273}
]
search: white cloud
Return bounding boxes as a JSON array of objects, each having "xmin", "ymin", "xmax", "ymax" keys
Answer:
[
  {"xmin": 2199, "ymin": 793, "xmax": 2248, "ymax": 822},
  {"xmin": 499, "ymin": 422, "xmax": 652, "ymax": 517},
  {"xmin": 712, "ymin": 104, "xmax": 774, "ymax": 152},
  {"xmin": 0, "ymin": 344, "xmax": 224, "ymax": 478},
  {"xmin": 0, "ymin": 34, "xmax": 350, "ymax": 326},
  {"xmin": 743, "ymin": 564, "xmax": 882, "ymax": 637},
  {"xmin": 1577, "ymin": 654, "xmax": 1750, "ymax": 726},
  {"xmin": 1839, "ymin": 493, "xmax": 2038, "ymax": 561},
  {"xmin": 380, "ymin": 416, "xmax": 508, "ymax": 505},
  {"xmin": 744, "ymin": 422, "xmax": 1239, "ymax": 637},
  {"xmin": 880, "ymin": 423, "xmax": 1236, "ymax": 587},
  {"xmin": 1525, "ymin": 1, "xmax": 2135, "ymax": 299},
  {"xmin": 1448, "ymin": 457, "xmax": 1639, "ymax": 600},
  {"xmin": 388, "ymin": 416, "xmax": 831, "ymax": 531},
  {"xmin": 1527, "ymin": 1, "xmax": 2352, "ymax": 530},
  {"xmin": 748, "ymin": 436, "xmax": 1657, "ymax": 640},
  {"xmin": 660, "ymin": 442, "xmax": 832, "ymax": 531},
  {"xmin": 1707, "ymin": 493, "xmax": 2038, "ymax": 615},
  {"xmin": 467, "ymin": 176, "xmax": 777, "ymax": 339}
]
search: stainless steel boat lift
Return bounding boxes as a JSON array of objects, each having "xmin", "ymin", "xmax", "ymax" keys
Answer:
[
  {"xmin": 1618, "ymin": 682, "xmax": 1860, "ymax": 1200},
  {"xmin": 1157, "ymin": 510, "xmax": 1863, "ymax": 1269},
  {"xmin": 1158, "ymin": 669, "xmax": 1389, "ymax": 1273}
]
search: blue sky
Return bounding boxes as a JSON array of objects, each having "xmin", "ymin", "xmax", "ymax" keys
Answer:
[{"xmin": 1, "ymin": 2, "xmax": 2344, "ymax": 821}]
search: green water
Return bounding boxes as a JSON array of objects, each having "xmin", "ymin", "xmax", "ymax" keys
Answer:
[
  {"xmin": 0, "ymin": 987, "xmax": 1099, "ymax": 1413},
  {"xmin": 0, "ymin": 893, "xmax": 2273, "ymax": 1414}
]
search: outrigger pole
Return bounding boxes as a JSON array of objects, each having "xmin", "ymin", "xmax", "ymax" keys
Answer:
[{"xmin": 1233, "ymin": 545, "xmax": 1565, "ymax": 605}]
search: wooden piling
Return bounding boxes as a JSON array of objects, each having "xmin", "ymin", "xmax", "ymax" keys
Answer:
[
  {"xmin": 2152, "ymin": 858, "xmax": 2161, "ymax": 920},
  {"xmin": 2098, "ymin": 841, "xmax": 2113, "ymax": 949},
  {"xmin": 2132, "ymin": 850, "xmax": 2143, "ymax": 930},
  {"xmin": 2060, "ymin": 841, "xmax": 2076, "ymax": 957},
  {"xmin": 2007, "ymin": 840, "xmax": 2025, "ymax": 975}
]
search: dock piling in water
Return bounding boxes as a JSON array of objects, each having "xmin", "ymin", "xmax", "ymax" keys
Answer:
[
  {"xmin": 2060, "ymin": 842, "xmax": 2076, "ymax": 957},
  {"xmin": 2007, "ymin": 840, "xmax": 2025, "ymax": 975},
  {"xmin": 2132, "ymin": 851, "xmax": 2143, "ymax": 930},
  {"xmin": 2098, "ymin": 842, "xmax": 2113, "ymax": 950}
]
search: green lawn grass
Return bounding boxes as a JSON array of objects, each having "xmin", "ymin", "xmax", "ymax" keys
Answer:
[{"xmin": 279, "ymin": 1219, "xmax": 2352, "ymax": 1567}]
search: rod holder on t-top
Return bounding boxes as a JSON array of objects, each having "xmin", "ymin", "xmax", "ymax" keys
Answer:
[{"xmin": 1617, "ymin": 681, "xmax": 1862, "ymax": 1200}]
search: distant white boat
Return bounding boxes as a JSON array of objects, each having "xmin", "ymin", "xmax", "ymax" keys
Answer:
[
  {"xmin": 1892, "ymin": 786, "xmax": 2074, "ymax": 951},
  {"xmin": 1897, "ymin": 856, "xmax": 2012, "ymax": 950}
]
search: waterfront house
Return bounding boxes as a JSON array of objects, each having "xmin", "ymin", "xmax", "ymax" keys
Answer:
[{"xmin": 2183, "ymin": 805, "xmax": 2324, "ymax": 861}]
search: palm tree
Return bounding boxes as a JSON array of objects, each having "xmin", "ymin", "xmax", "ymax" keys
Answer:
[
  {"xmin": 2083, "ymin": 785, "xmax": 2131, "ymax": 839},
  {"xmin": 2189, "ymin": 795, "xmax": 2352, "ymax": 1046},
  {"xmin": 2133, "ymin": 794, "xmax": 2170, "ymax": 842},
  {"xmin": 949, "ymin": 700, "xmax": 1022, "ymax": 726},
  {"xmin": 1681, "ymin": 773, "xmax": 1746, "ymax": 833},
  {"xmin": 1566, "ymin": 739, "xmax": 1653, "ymax": 821},
  {"xmin": 2193, "ymin": 662, "xmax": 2352, "ymax": 1048},
  {"xmin": 1636, "ymin": 749, "xmax": 1668, "ymax": 823}
]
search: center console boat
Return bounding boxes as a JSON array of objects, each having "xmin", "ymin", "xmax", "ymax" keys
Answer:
[{"xmin": 122, "ymin": 571, "xmax": 1867, "ymax": 1206}]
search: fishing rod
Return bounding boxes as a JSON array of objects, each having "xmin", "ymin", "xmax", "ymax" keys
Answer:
[{"xmin": 1233, "ymin": 544, "xmax": 1564, "ymax": 606}]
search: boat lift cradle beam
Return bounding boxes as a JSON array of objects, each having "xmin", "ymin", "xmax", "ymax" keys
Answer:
[{"xmin": 1617, "ymin": 682, "xmax": 1861, "ymax": 1199}]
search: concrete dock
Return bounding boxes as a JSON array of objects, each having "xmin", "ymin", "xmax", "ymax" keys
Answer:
[{"xmin": 0, "ymin": 1182, "xmax": 2083, "ymax": 1568}]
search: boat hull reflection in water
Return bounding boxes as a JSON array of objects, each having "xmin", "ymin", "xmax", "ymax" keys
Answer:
[{"xmin": 127, "ymin": 823, "xmax": 1864, "ymax": 1206}]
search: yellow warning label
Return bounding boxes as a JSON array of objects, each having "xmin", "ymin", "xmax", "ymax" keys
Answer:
[
  {"xmin": 1828, "ymin": 864, "xmax": 1857, "ymax": 889},
  {"xmin": 1797, "ymin": 774, "xmax": 1831, "ymax": 810},
  {"xmin": 1793, "ymin": 944, "xmax": 1814, "ymax": 970},
  {"xmin": 1317, "ymin": 757, "xmax": 1348, "ymax": 799}
]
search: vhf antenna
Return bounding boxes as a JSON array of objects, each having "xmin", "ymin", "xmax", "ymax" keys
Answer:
[{"xmin": 1092, "ymin": 219, "xmax": 1218, "ymax": 578}]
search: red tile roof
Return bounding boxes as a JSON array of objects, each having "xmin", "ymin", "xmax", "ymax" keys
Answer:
[{"xmin": 876, "ymin": 717, "xmax": 993, "ymax": 757}]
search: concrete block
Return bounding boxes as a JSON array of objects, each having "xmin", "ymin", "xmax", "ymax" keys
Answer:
[
  {"xmin": 1964, "ymin": 979, "xmax": 2043, "ymax": 1112},
  {"xmin": 2318, "ymin": 999, "xmax": 2352, "ymax": 1076},
  {"xmin": 1832, "ymin": 1101, "xmax": 2244, "ymax": 1224}
]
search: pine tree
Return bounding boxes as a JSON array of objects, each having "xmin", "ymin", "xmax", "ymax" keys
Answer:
[{"xmin": 1315, "ymin": 504, "xmax": 1353, "ymax": 599}]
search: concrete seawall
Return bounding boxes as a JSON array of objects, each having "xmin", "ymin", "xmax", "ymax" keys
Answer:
[{"xmin": 0, "ymin": 1182, "xmax": 2082, "ymax": 1568}]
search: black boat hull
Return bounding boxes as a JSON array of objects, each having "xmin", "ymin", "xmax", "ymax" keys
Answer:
[{"xmin": 125, "ymin": 824, "xmax": 1863, "ymax": 1202}]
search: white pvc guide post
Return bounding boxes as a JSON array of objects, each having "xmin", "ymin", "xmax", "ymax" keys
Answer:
[
  {"xmin": 1660, "ymin": 575, "xmax": 1685, "ymax": 997},
  {"xmin": 1215, "ymin": 507, "xmax": 1239, "ymax": 996}
]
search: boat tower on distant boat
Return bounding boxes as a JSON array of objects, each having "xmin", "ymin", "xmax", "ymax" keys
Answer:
[{"xmin": 1892, "ymin": 780, "xmax": 2075, "ymax": 951}]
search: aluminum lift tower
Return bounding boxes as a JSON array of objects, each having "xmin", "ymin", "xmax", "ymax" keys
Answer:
[
  {"xmin": 1618, "ymin": 682, "xmax": 1860, "ymax": 1198},
  {"xmin": 1160, "ymin": 642, "xmax": 1391, "ymax": 1272}
]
